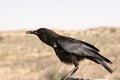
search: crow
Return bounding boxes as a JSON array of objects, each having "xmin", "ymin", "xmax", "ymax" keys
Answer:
[{"xmin": 26, "ymin": 28, "xmax": 113, "ymax": 79}]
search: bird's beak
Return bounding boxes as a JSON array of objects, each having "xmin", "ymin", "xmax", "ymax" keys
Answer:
[{"xmin": 26, "ymin": 30, "xmax": 37, "ymax": 34}]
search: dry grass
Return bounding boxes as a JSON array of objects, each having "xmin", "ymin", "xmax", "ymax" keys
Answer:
[{"xmin": 0, "ymin": 27, "xmax": 120, "ymax": 80}]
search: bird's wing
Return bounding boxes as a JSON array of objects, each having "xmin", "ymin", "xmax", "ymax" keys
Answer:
[{"xmin": 56, "ymin": 36, "xmax": 100, "ymax": 57}]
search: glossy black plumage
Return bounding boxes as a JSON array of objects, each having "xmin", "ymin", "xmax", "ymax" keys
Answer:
[{"xmin": 26, "ymin": 28, "xmax": 113, "ymax": 79}]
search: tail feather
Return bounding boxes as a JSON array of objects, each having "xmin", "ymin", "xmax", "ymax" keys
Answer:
[
  {"xmin": 99, "ymin": 54, "xmax": 113, "ymax": 64},
  {"xmin": 92, "ymin": 50, "xmax": 112, "ymax": 64},
  {"xmin": 96, "ymin": 59, "xmax": 113, "ymax": 73},
  {"xmin": 92, "ymin": 51, "xmax": 112, "ymax": 64}
]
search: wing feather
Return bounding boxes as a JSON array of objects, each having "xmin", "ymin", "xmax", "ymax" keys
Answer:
[{"xmin": 56, "ymin": 36, "xmax": 100, "ymax": 57}]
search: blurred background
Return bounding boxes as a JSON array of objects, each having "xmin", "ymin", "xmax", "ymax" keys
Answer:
[{"xmin": 0, "ymin": 0, "xmax": 120, "ymax": 80}]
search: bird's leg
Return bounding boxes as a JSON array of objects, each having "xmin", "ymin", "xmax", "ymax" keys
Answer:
[
  {"xmin": 61, "ymin": 65, "xmax": 79, "ymax": 80},
  {"xmin": 68, "ymin": 65, "xmax": 79, "ymax": 76},
  {"xmin": 61, "ymin": 55, "xmax": 79, "ymax": 80}
]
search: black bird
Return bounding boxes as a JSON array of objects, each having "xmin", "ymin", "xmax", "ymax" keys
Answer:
[{"xmin": 26, "ymin": 28, "xmax": 113, "ymax": 79}]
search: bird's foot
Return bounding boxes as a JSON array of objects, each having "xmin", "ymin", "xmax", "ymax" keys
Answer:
[
  {"xmin": 61, "ymin": 75, "xmax": 72, "ymax": 80},
  {"xmin": 61, "ymin": 77, "xmax": 92, "ymax": 80}
]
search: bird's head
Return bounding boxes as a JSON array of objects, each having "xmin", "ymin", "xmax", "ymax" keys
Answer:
[
  {"xmin": 26, "ymin": 28, "xmax": 60, "ymax": 47},
  {"xmin": 26, "ymin": 28, "xmax": 48, "ymax": 36}
]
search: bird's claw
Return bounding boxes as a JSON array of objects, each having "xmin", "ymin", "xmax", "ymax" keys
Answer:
[{"xmin": 61, "ymin": 75, "xmax": 72, "ymax": 80}]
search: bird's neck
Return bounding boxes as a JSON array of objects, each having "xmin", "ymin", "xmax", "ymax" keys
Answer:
[{"xmin": 38, "ymin": 31, "xmax": 60, "ymax": 47}]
